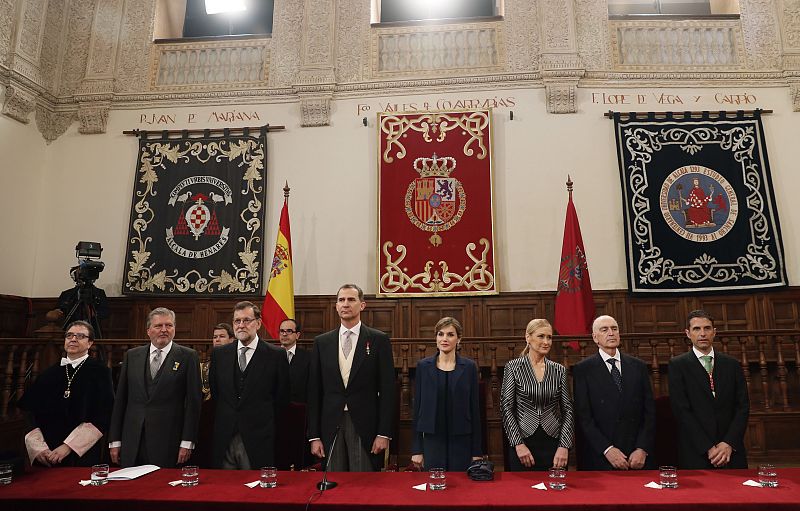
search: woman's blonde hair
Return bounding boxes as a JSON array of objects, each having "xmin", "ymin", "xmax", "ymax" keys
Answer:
[{"xmin": 520, "ymin": 318, "xmax": 552, "ymax": 357}]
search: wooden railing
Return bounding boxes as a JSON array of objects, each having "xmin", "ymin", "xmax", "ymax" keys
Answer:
[{"xmin": 3, "ymin": 329, "xmax": 799, "ymax": 421}]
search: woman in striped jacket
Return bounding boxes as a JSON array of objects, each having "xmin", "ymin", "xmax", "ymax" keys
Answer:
[{"xmin": 501, "ymin": 318, "xmax": 574, "ymax": 471}]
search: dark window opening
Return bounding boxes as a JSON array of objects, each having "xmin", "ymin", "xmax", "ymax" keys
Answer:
[
  {"xmin": 182, "ymin": 0, "xmax": 274, "ymax": 38},
  {"xmin": 380, "ymin": 0, "xmax": 495, "ymax": 23}
]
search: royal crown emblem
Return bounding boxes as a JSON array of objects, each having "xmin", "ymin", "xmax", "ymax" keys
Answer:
[{"xmin": 404, "ymin": 154, "xmax": 467, "ymax": 246}]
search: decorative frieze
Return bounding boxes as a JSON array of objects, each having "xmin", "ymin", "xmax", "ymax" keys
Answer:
[
  {"xmin": 1, "ymin": 84, "xmax": 37, "ymax": 123},
  {"xmin": 791, "ymin": 84, "xmax": 800, "ymax": 112},
  {"xmin": 610, "ymin": 20, "xmax": 745, "ymax": 70}
]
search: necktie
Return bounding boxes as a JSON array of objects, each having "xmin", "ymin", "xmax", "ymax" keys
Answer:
[
  {"xmin": 608, "ymin": 358, "xmax": 622, "ymax": 392},
  {"xmin": 150, "ymin": 349, "xmax": 162, "ymax": 379},
  {"xmin": 700, "ymin": 355, "xmax": 713, "ymax": 374},
  {"xmin": 287, "ymin": 350, "xmax": 293, "ymax": 364},
  {"xmin": 342, "ymin": 330, "xmax": 353, "ymax": 359},
  {"xmin": 239, "ymin": 346, "xmax": 248, "ymax": 372}
]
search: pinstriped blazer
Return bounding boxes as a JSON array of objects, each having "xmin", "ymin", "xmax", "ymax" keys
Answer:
[{"xmin": 500, "ymin": 357, "xmax": 574, "ymax": 449}]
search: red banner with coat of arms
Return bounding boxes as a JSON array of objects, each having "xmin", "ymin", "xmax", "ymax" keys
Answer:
[{"xmin": 377, "ymin": 110, "xmax": 497, "ymax": 297}]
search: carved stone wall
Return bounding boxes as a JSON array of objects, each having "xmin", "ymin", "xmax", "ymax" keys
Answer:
[
  {"xmin": 503, "ymin": 0, "xmax": 540, "ymax": 73},
  {"xmin": 335, "ymin": 0, "xmax": 370, "ymax": 83},
  {"xmin": 575, "ymin": 0, "xmax": 611, "ymax": 71},
  {"xmin": 57, "ymin": 0, "xmax": 95, "ymax": 98},
  {"xmin": 538, "ymin": 0, "xmax": 584, "ymax": 114},
  {"xmin": 269, "ymin": 0, "xmax": 303, "ymax": 88},
  {"xmin": 115, "ymin": 0, "xmax": 156, "ymax": 94},
  {"xmin": 0, "ymin": 0, "xmax": 17, "ymax": 64},
  {"xmin": 739, "ymin": 0, "xmax": 782, "ymax": 70}
]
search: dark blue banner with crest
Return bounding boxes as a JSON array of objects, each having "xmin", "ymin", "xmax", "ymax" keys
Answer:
[
  {"xmin": 614, "ymin": 111, "xmax": 786, "ymax": 293},
  {"xmin": 123, "ymin": 128, "xmax": 268, "ymax": 296}
]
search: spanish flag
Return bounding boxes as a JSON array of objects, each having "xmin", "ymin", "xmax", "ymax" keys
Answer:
[{"xmin": 262, "ymin": 192, "xmax": 294, "ymax": 339}]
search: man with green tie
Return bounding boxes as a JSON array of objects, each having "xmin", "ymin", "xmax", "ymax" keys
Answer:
[{"xmin": 668, "ymin": 310, "xmax": 750, "ymax": 469}]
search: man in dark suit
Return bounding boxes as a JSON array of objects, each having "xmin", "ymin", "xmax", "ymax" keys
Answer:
[
  {"xmin": 209, "ymin": 301, "xmax": 289, "ymax": 469},
  {"xmin": 109, "ymin": 308, "xmax": 202, "ymax": 468},
  {"xmin": 308, "ymin": 284, "xmax": 395, "ymax": 471},
  {"xmin": 279, "ymin": 318, "xmax": 310, "ymax": 403},
  {"xmin": 669, "ymin": 310, "xmax": 749, "ymax": 469},
  {"xmin": 573, "ymin": 315, "xmax": 655, "ymax": 470}
]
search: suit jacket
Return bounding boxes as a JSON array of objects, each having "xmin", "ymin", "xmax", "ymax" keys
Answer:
[
  {"xmin": 288, "ymin": 346, "xmax": 311, "ymax": 403},
  {"xmin": 109, "ymin": 342, "xmax": 202, "ymax": 468},
  {"xmin": 668, "ymin": 350, "xmax": 749, "ymax": 469},
  {"xmin": 307, "ymin": 325, "xmax": 395, "ymax": 451},
  {"xmin": 411, "ymin": 354, "xmax": 482, "ymax": 457},
  {"xmin": 572, "ymin": 352, "xmax": 656, "ymax": 470},
  {"xmin": 209, "ymin": 339, "xmax": 290, "ymax": 468},
  {"xmin": 500, "ymin": 357, "xmax": 574, "ymax": 449}
]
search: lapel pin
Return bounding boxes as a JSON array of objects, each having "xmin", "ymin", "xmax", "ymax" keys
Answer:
[
  {"xmin": 173, "ymin": 361, "xmax": 180, "ymax": 371},
  {"xmin": 366, "ymin": 341, "xmax": 371, "ymax": 356}
]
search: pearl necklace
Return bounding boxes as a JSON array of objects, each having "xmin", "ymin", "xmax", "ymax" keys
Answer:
[{"xmin": 64, "ymin": 359, "xmax": 87, "ymax": 399}]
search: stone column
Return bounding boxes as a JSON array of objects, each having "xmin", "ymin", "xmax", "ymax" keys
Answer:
[{"xmin": 294, "ymin": 0, "xmax": 337, "ymax": 126}]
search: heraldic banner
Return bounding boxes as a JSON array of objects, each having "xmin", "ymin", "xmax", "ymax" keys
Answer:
[
  {"xmin": 378, "ymin": 110, "xmax": 497, "ymax": 297},
  {"xmin": 614, "ymin": 111, "xmax": 787, "ymax": 293},
  {"xmin": 123, "ymin": 129, "xmax": 268, "ymax": 296}
]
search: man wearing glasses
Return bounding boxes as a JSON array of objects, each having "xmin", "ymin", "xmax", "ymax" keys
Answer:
[
  {"xmin": 109, "ymin": 308, "xmax": 202, "ymax": 468},
  {"xmin": 279, "ymin": 318, "xmax": 310, "ymax": 403},
  {"xmin": 19, "ymin": 321, "xmax": 114, "ymax": 467},
  {"xmin": 209, "ymin": 301, "xmax": 289, "ymax": 469}
]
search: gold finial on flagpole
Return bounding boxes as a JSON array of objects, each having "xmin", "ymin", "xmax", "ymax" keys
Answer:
[
  {"xmin": 566, "ymin": 175, "xmax": 573, "ymax": 198},
  {"xmin": 283, "ymin": 180, "xmax": 291, "ymax": 199}
]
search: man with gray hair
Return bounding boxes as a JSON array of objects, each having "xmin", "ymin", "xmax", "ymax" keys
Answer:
[
  {"xmin": 572, "ymin": 315, "xmax": 655, "ymax": 470},
  {"xmin": 109, "ymin": 307, "xmax": 202, "ymax": 467}
]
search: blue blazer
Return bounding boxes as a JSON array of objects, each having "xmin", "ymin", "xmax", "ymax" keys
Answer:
[{"xmin": 411, "ymin": 354, "xmax": 482, "ymax": 456}]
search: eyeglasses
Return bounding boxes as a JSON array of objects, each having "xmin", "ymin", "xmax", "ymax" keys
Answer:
[
  {"xmin": 279, "ymin": 329, "xmax": 297, "ymax": 334},
  {"xmin": 65, "ymin": 332, "xmax": 90, "ymax": 340},
  {"xmin": 233, "ymin": 318, "xmax": 258, "ymax": 326}
]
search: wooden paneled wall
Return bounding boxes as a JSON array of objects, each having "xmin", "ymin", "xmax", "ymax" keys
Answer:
[{"xmin": 3, "ymin": 287, "xmax": 800, "ymax": 340}]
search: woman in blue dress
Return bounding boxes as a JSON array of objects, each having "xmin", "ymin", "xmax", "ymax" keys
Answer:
[{"xmin": 411, "ymin": 317, "xmax": 483, "ymax": 471}]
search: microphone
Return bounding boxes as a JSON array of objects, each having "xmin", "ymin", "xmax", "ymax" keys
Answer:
[{"xmin": 316, "ymin": 426, "xmax": 341, "ymax": 491}]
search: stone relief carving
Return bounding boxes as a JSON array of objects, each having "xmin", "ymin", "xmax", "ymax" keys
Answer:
[
  {"xmin": 269, "ymin": 0, "xmax": 303, "ymax": 87},
  {"xmin": 35, "ymin": 104, "xmax": 74, "ymax": 142},
  {"xmin": 739, "ymin": 0, "xmax": 782, "ymax": 70},
  {"xmin": 300, "ymin": 96, "xmax": 331, "ymax": 127},
  {"xmin": 544, "ymin": 82, "xmax": 575, "ymax": 114},
  {"xmin": 19, "ymin": 0, "xmax": 46, "ymax": 61},
  {"xmin": 39, "ymin": 0, "xmax": 68, "ymax": 93},
  {"xmin": 114, "ymin": 0, "xmax": 155, "ymax": 94},
  {"xmin": 783, "ymin": 1, "xmax": 800, "ymax": 50},
  {"xmin": 503, "ymin": 0, "xmax": 540, "ymax": 73},
  {"xmin": 302, "ymin": 0, "xmax": 335, "ymax": 68},
  {"xmin": 335, "ymin": 0, "xmax": 370, "ymax": 83},
  {"xmin": 87, "ymin": 0, "xmax": 124, "ymax": 76},
  {"xmin": 0, "ymin": 0, "xmax": 16, "ymax": 60},
  {"xmin": 1, "ymin": 84, "xmax": 37, "ymax": 123},
  {"xmin": 539, "ymin": 0, "xmax": 574, "ymax": 51},
  {"xmin": 574, "ymin": 0, "xmax": 610, "ymax": 71},
  {"xmin": 77, "ymin": 102, "xmax": 109, "ymax": 134},
  {"xmin": 790, "ymin": 83, "xmax": 800, "ymax": 111},
  {"xmin": 57, "ymin": 0, "xmax": 94, "ymax": 98}
]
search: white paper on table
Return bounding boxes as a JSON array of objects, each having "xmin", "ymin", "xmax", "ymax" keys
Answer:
[
  {"xmin": 644, "ymin": 481, "xmax": 662, "ymax": 489},
  {"xmin": 108, "ymin": 465, "xmax": 160, "ymax": 480},
  {"xmin": 742, "ymin": 480, "xmax": 762, "ymax": 487},
  {"xmin": 168, "ymin": 480, "xmax": 183, "ymax": 486},
  {"xmin": 78, "ymin": 480, "xmax": 92, "ymax": 486},
  {"xmin": 412, "ymin": 483, "xmax": 427, "ymax": 491},
  {"xmin": 244, "ymin": 481, "xmax": 260, "ymax": 488},
  {"xmin": 531, "ymin": 482, "xmax": 548, "ymax": 490}
]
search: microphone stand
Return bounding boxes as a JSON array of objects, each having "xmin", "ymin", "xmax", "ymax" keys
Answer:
[{"xmin": 316, "ymin": 427, "xmax": 341, "ymax": 491}]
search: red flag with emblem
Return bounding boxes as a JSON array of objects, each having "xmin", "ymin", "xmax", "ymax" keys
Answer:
[
  {"xmin": 262, "ymin": 184, "xmax": 295, "ymax": 339},
  {"xmin": 553, "ymin": 178, "xmax": 595, "ymax": 351}
]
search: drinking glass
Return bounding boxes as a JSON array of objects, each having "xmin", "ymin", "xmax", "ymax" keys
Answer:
[
  {"xmin": 260, "ymin": 466, "xmax": 278, "ymax": 488},
  {"xmin": 659, "ymin": 465, "xmax": 678, "ymax": 489},
  {"xmin": 181, "ymin": 465, "xmax": 199, "ymax": 487},
  {"xmin": 90, "ymin": 464, "xmax": 109, "ymax": 486},
  {"xmin": 548, "ymin": 467, "xmax": 566, "ymax": 490},
  {"xmin": 428, "ymin": 468, "xmax": 446, "ymax": 490}
]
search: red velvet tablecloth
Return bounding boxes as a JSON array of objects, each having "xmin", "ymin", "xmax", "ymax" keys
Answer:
[{"xmin": 1, "ymin": 467, "xmax": 798, "ymax": 510}]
